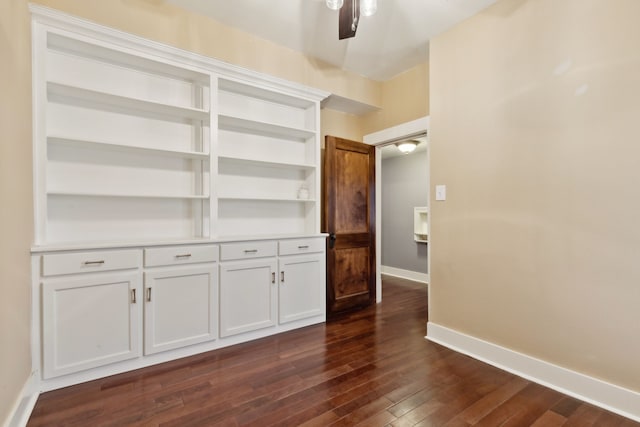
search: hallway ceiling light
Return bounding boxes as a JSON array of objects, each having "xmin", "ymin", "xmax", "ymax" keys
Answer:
[{"xmin": 395, "ymin": 140, "xmax": 419, "ymax": 154}]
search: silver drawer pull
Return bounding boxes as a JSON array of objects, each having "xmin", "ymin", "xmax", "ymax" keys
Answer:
[
  {"xmin": 131, "ymin": 289, "xmax": 137, "ymax": 304},
  {"xmin": 175, "ymin": 254, "xmax": 192, "ymax": 259},
  {"xmin": 244, "ymin": 249, "xmax": 258, "ymax": 254},
  {"xmin": 83, "ymin": 260, "xmax": 105, "ymax": 266},
  {"xmin": 298, "ymin": 245, "xmax": 309, "ymax": 249}
]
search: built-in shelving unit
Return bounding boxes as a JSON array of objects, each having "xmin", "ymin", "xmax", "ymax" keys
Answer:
[
  {"xmin": 214, "ymin": 77, "xmax": 321, "ymax": 238},
  {"xmin": 35, "ymin": 27, "xmax": 213, "ymax": 245},
  {"xmin": 32, "ymin": 11, "xmax": 327, "ymax": 247},
  {"xmin": 30, "ymin": 5, "xmax": 329, "ymax": 394}
]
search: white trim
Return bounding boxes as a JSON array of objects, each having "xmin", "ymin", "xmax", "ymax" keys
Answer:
[
  {"xmin": 3, "ymin": 373, "xmax": 39, "ymax": 427},
  {"xmin": 381, "ymin": 265, "xmax": 428, "ymax": 284},
  {"xmin": 426, "ymin": 322, "xmax": 640, "ymax": 423},
  {"xmin": 363, "ymin": 116, "xmax": 430, "ymax": 303},
  {"xmin": 363, "ymin": 116, "xmax": 430, "ymax": 146}
]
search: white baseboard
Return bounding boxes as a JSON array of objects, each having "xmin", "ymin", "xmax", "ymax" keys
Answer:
[
  {"xmin": 3, "ymin": 373, "xmax": 39, "ymax": 427},
  {"xmin": 381, "ymin": 265, "xmax": 428, "ymax": 284},
  {"xmin": 426, "ymin": 322, "xmax": 640, "ymax": 423}
]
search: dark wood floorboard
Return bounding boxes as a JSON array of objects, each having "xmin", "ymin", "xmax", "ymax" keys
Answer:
[{"xmin": 28, "ymin": 276, "xmax": 638, "ymax": 426}]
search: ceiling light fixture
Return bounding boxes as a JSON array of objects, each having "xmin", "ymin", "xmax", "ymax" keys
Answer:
[
  {"xmin": 360, "ymin": 0, "xmax": 377, "ymax": 17},
  {"xmin": 327, "ymin": 0, "xmax": 377, "ymax": 16},
  {"xmin": 395, "ymin": 140, "xmax": 419, "ymax": 154},
  {"xmin": 326, "ymin": 0, "xmax": 344, "ymax": 11},
  {"xmin": 327, "ymin": 0, "xmax": 377, "ymax": 39}
]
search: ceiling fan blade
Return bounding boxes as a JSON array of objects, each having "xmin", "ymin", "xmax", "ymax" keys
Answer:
[{"xmin": 339, "ymin": 0, "xmax": 359, "ymax": 40}]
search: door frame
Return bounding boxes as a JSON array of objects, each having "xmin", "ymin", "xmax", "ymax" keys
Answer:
[{"xmin": 363, "ymin": 116, "xmax": 430, "ymax": 303}]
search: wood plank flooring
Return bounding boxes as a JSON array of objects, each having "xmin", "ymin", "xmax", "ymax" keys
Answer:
[{"xmin": 28, "ymin": 276, "xmax": 639, "ymax": 426}]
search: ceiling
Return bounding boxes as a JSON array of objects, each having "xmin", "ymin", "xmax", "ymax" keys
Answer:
[{"xmin": 167, "ymin": 0, "xmax": 497, "ymax": 82}]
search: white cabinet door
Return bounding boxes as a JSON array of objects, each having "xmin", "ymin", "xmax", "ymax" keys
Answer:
[
  {"xmin": 219, "ymin": 260, "xmax": 277, "ymax": 337},
  {"xmin": 144, "ymin": 266, "xmax": 218, "ymax": 355},
  {"xmin": 42, "ymin": 272, "xmax": 141, "ymax": 379},
  {"xmin": 278, "ymin": 254, "xmax": 325, "ymax": 324}
]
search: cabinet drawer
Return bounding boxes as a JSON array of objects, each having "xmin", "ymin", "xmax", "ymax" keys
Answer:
[
  {"xmin": 279, "ymin": 238, "xmax": 325, "ymax": 256},
  {"xmin": 220, "ymin": 241, "xmax": 277, "ymax": 261},
  {"xmin": 42, "ymin": 249, "xmax": 141, "ymax": 277},
  {"xmin": 144, "ymin": 244, "xmax": 218, "ymax": 267}
]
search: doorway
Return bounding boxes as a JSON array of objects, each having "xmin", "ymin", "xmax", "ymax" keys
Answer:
[{"xmin": 363, "ymin": 116, "xmax": 430, "ymax": 303}]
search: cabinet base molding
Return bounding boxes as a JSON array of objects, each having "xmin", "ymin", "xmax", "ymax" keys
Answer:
[
  {"xmin": 38, "ymin": 314, "xmax": 324, "ymax": 392},
  {"xmin": 426, "ymin": 322, "xmax": 640, "ymax": 423},
  {"xmin": 5, "ymin": 372, "xmax": 39, "ymax": 427}
]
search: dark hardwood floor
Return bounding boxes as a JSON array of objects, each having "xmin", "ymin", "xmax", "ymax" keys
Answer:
[{"xmin": 28, "ymin": 276, "xmax": 638, "ymax": 426}]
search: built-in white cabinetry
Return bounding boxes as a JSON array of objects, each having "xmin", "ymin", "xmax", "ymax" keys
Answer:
[
  {"xmin": 30, "ymin": 7, "xmax": 328, "ymax": 392},
  {"xmin": 219, "ymin": 238, "xmax": 325, "ymax": 336},
  {"xmin": 143, "ymin": 245, "xmax": 218, "ymax": 355},
  {"xmin": 40, "ymin": 250, "xmax": 142, "ymax": 379},
  {"xmin": 278, "ymin": 239, "xmax": 325, "ymax": 324},
  {"xmin": 219, "ymin": 260, "xmax": 278, "ymax": 337},
  {"xmin": 219, "ymin": 241, "xmax": 278, "ymax": 337},
  {"xmin": 34, "ymin": 237, "xmax": 326, "ymax": 389}
]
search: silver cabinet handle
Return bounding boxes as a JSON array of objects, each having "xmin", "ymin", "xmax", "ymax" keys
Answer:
[
  {"xmin": 83, "ymin": 260, "xmax": 105, "ymax": 266},
  {"xmin": 280, "ymin": 271, "xmax": 285, "ymax": 282},
  {"xmin": 244, "ymin": 249, "xmax": 258, "ymax": 254},
  {"xmin": 146, "ymin": 287, "xmax": 152, "ymax": 302},
  {"xmin": 271, "ymin": 272, "xmax": 275, "ymax": 283},
  {"xmin": 298, "ymin": 245, "xmax": 309, "ymax": 249},
  {"xmin": 131, "ymin": 289, "xmax": 137, "ymax": 304},
  {"xmin": 175, "ymin": 254, "xmax": 192, "ymax": 259}
]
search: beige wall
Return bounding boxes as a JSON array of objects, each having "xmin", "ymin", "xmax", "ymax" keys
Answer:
[
  {"xmin": 430, "ymin": 0, "xmax": 640, "ymax": 392},
  {"xmin": 321, "ymin": 108, "xmax": 364, "ymax": 144},
  {"xmin": 361, "ymin": 61, "xmax": 429, "ymax": 135},
  {"xmin": 0, "ymin": 0, "xmax": 34, "ymax": 423},
  {"xmin": 32, "ymin": 0, "xmax": 382, "ymax": 109}
]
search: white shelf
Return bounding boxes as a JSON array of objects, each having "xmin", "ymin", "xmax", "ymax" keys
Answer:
[
  {"xmin": 218, "ymin": 195, "xmax": 315, "ymax": 203},
  {"xmin": 218, "ymin": 155, "xmax": 314, "ymax": 170},
  {"xmin": 47, "ymin": 191, "xmax": 209, "ymax": 200},
  {"xmin": 48, "ymin": 33, "xmax": 210, "ymax": 84},
  {"xmin": 218, "ymin": 114, "xmax": 314, "ymax": 141},
  {"xmin": 414, "ymin": 207, "xmax": 428, "ymax": 244},
  {"xmin": 48, "ymin": 136, "xmax": 209, "ymax": 160},
  {"xmin": 218, "ymin": 78, "xmax": 314, "ymax": 109},
  {"xmin": 47, "ymin": 82, "xmax": 210, "ymax": 121}
]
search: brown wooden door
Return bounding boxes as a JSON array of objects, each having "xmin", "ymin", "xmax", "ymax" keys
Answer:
[{"xmin": 323, "ymin": 136, "xmax": 376, "ymax": 314}]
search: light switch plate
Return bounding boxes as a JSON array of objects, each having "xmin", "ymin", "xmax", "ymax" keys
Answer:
[{"xmin": 435, "ymin": 185, "xmax": 446, "ymax": 201}]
